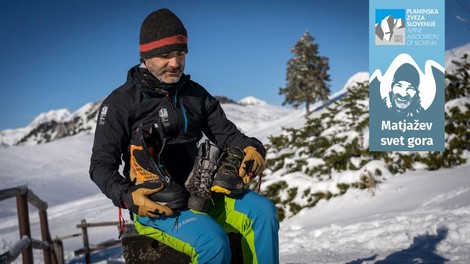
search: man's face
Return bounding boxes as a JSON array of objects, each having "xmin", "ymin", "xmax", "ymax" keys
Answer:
[
  {"xmin": 390, "ymin": 80, "xmax": 417, "ymax": 110},
  {"xmin": 144, "ymin": 51, "xmax": 186, "ymax": 83}
]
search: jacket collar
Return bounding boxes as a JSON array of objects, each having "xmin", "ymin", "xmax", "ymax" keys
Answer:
[{"xmin": 127, "ymin": 64, "xmax": 190, "ymax": 96}]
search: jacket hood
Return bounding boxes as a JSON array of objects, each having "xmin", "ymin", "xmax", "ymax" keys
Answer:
[{"xmin": 127, "ymin": 64, "xmax": 190, "ymax": 95}]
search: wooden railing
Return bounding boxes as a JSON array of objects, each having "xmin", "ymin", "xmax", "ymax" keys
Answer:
[
  {"xmin": 1, "ymin": 186, "xmax": 222, "ymax": 263},
  {"xmin": 73, "ymin": 219, "xmax": 121, "ymax": 264},
  {"xmin": 0, "ymin": 185, "xmax": 63, "ymax": 264}
]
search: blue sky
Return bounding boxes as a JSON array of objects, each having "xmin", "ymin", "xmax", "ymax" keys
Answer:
[
  {"xmin": 375, "ymin": 9, "xmax": 406, "ymax": 23},
  {"xmin": 1, "ymin": 0, "xmax": 469, "ymax": 130}
]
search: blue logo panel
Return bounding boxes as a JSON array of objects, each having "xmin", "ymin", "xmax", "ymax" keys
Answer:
[{"xmin": 369, "ymin": 0, "xmax": 445, "ymax": 151}]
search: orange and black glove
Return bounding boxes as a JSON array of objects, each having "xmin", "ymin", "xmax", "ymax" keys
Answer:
[
  {"xmin": 239, "ymin": 146, "xmax": 266, "ymax": 185},
  {"xmin": 123, "ymin": 182, "xmax": 174, "ymax": 217}
]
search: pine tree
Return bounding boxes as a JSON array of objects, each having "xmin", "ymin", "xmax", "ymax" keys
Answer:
[
  {"xmin": 279, "ymin": 31, "xmax": 331, "ymax": 115},
  {"xmin": 445, "ymin": 54, "xmax": 470, "ymax": 101}
]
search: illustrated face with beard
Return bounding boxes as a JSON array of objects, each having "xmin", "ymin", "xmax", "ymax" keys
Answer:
[{"xmin": 390, "ymin": 80, "xmax": 417, "ymax": 110}]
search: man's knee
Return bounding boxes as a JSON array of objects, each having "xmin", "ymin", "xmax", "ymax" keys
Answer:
[
  {"xmin": 259, "ymin": 196, "xmax": 277, "ymax": 216},
  {"xmin": 193, "ymin": 226, "xmax": 231, "ymax": 263},
  {"xmin": 244, "ymin": 192, "xmax": 279, "ymax": 223}
]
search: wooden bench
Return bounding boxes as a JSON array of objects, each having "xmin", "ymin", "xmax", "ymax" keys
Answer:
[{"xmin": 121, "ymin": 224, "xmax": 243, "ymax": 263}]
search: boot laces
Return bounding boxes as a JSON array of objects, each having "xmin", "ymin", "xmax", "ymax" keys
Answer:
[
  {"xmin": 195, "ymin": 158, "xmax": 217, "ymax": 199},
  {"xmin": 187, "ymin": 154, "xmax": 219, "ymax": 199},
  {"xmin": 218, "ymin": 147, "xmax": 244, "ymax": 177}
]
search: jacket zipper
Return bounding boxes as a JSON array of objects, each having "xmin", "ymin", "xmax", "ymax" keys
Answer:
[
  {"xmin": 167, "ymin": 92, "xmax": 188, "ymax": 133},
  {"xmin": 181, "ymin": 103, "xmax": 188, "ymax": 133}
]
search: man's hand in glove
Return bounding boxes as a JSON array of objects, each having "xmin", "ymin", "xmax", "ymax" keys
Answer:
[
  {"xmin": 239, "ymin": 146, "xmax": 266, "ymax": 184},
  {"xmin": 124, "ymin": 182, "xmax": 174, "ymax": 217}
]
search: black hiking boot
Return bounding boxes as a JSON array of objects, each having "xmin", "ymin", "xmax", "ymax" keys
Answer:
[
  {"xmin": 185, "ymin": 140, "xmax": 223, "ymax": 211},
  {"xmin": 148, "ymin": 183, "xmax": 187, "ymax": 210},
  {"xmin": 211, "ymin": 146, "xmax": 245, "ymax": 196},
  {"xmin": 130, "ymin": 124, "xmax": 187, "ymax": 210}
]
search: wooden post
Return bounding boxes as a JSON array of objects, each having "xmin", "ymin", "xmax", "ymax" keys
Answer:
[
  {"xmin": 53, "ymin": 239, "xmax": 65, "ymax": 264},
  {"xmin": 39, "ymin": 210, "xmax": 53, "ymax": 264},
  {"xmin": 16, "ymin": 194, "xmax": 33, "ymax": 264},
  {"xmin": 80, "ymin": 219, "xmax": 91, "ymax": 264}
]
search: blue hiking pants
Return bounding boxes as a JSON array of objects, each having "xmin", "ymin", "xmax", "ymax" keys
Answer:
[{"xmin": 133, "ymin": 189, "xmax": 279, "ymax": 264}]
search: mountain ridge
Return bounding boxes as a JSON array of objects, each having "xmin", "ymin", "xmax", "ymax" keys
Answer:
[{"xmin": 0, "ymin": 80, "xmax": 360, "ymax": 147}]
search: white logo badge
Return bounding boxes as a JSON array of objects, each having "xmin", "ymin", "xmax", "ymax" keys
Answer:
[
  {"xmin": 159, "ymin": 107, "xmax": 170, "ymax": 127},
  {"xmin": 99, "ymin": 105, "xmax": 109, "ymax": 125}
]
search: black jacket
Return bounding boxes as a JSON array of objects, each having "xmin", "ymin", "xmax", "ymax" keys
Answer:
[{"xmin": 89, "ymin": 65, "xmax": 264, "ymax": 207}]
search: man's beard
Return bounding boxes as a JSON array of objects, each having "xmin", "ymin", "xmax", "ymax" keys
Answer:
[{"xmin": 149, "ymin": 66, "xmax": 184, "ymax": 84}]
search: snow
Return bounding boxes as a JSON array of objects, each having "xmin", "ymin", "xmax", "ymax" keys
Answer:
[
  {"xmin": 340, "ymin": 72, "xmax": 369, "ymax": 94},
  {"xmin": 0, "ymin": 109, "xmax": 71, "ymax": 146},
  {"xmin": 2, "ymin": 110, "xmax": 469, "ymax": 264},
  {"xmin": 29, "ymin": 109, "xmax": 72, "ymax": 127},
  {"xmin": 1, "ymin": 130, "xmax": 469, "ymax": 263},
  {"xmin": 279, "ymin": 162, "xmax": 470, "ymax": 263},
  {"xmin": 446, "ymin": 43, "xmax": 470, "ymax": 72},
  {"xmin": 223, "ymin": 103, "xmax": 305, "ymax": 143},
  {"xmin": 238, "ymin": 96, "xmax": 268, "ymax": 106},
  {"xmin": 446, "ymin": 97, "xmax": 470, "ymax": 113},
  {"xmin": 0, "ymin": 103, "xmax": 98, "ymax": 147},
  {"xmin": 0, "ymin": 127, "xmax": 30, "ymax": 147}
]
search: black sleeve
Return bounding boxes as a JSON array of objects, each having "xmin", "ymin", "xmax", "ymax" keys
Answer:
[
  {"xmin": 243, "ymin": 137, "xmax": 266, "ymax": 158},
  {"xmin": 201, "ymin": 91, "xmax": 268, "ymax": 155},
  {"xmin": 201, "ymin": 93, "xmax": 247, "ymax": 149},
  {"xmin": 89, "ymin": 93, "xmax": 132, "ymax": 208}
]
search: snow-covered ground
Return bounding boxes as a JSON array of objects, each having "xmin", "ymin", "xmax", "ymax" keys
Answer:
[
  {"xmin": 1, "ymin": 106, "xmax": 469, "ymax": 263},
  {"xmin": 1, "ymin": 130, "xmax": 469, "ymax": 263},
  {"xmin": 279, "ymin": 161, "xmax": 470, "ymax": 263}
]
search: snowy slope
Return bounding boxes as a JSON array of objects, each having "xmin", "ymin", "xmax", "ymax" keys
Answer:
[
  {"xmin": 1, "ymin": 146, "xmax": 469, "ymax": 263},
  {"xmin": 0, "ymin": 109, "xmax": 71, "ymax": 146},
  {"xmin": 0, "ymin": 134, "xmax": 97, "ymax": 216},
  {"xmin": 223, "ymin": 102, "xmax": 303, "ymax": 143},
  {"xmin": 446, "ymin": 42, "xmax": 470, "ymax": 72},
  {"xmin": 1, "ymin": 107, "xmax": 469, "ymax": 263},
  {"xmin": 279, "ymin": 160, "xmax": 470, "ymax": 263},
  {"xmin": 0, "ymin": 101, "xmax": 100, "ymax": 147}
]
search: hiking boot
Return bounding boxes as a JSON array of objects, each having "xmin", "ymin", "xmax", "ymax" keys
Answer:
[
  {"xmin": 211, "ymin": 146, "xmax": 245, "ymax": 196},
  {"xmin": 130, "ymin": 124, "xmax": 187, "ymax": 210},
  {"xmin": 148, "ymin": 183, "xmax": 187, "ymax": 210},
  {"xmin": 185, "ymin": 140, "xmax": 223, "ymax": 211}
]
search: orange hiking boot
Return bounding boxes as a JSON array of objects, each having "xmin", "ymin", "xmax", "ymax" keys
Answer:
[{"xmin": 130, "ymin": 123, "xmax": 187, "ymax": 211}]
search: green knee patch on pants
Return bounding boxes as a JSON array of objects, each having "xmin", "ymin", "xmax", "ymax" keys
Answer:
[{"xmin": 208, "ymin": 194, "xmax": 258, "ymax": 263}]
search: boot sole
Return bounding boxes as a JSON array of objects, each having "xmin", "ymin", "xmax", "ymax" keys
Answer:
[{"xmin": 211, "ymin": 177, "xmax": 244, "ymax": 196}]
